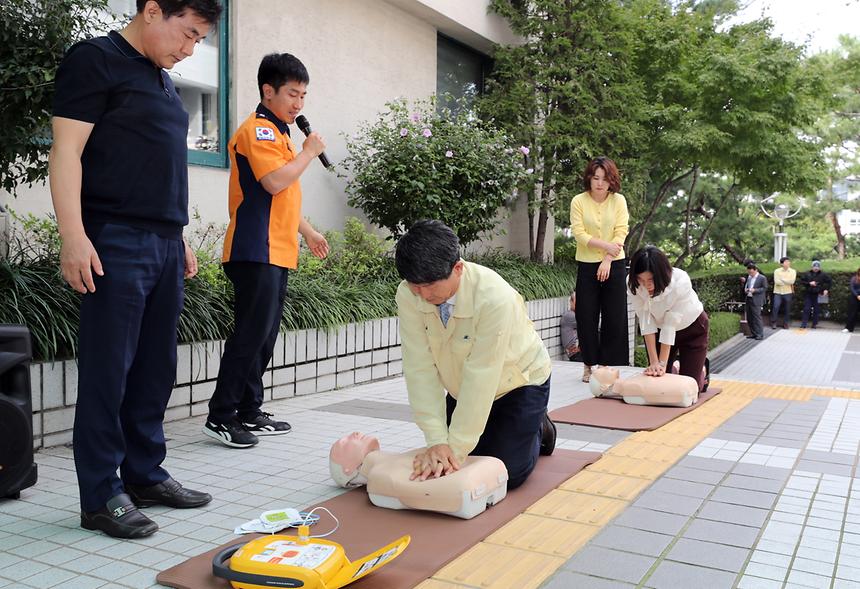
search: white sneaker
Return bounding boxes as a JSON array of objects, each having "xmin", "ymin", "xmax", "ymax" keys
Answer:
[{"xmin": 843, "ymin": 328, "xmax": 850, "ymax": 333}]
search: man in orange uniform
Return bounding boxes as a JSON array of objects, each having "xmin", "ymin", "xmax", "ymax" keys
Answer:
[{"xmin": 204, "ymin": 53, "xmax": 328, "ymax": 448}]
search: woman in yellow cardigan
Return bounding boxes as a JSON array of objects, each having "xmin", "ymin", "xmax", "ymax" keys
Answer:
[{"xmin": 569, "ymin": 157, "xmax": 629, "ymax": 382}]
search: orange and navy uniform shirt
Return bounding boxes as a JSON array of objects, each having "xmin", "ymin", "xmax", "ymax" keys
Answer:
[{"xmin": 222, "ymin": 104, "xmax": 302, "ymax": 269}]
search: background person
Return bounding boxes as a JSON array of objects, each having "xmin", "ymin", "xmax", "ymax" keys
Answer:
[
  {"xmin": 560, "ymin": 291, "xmax": 582, "ymax": 361},
  {"xmin": 743, "ymin": 262, "xmax": 768, "ymax": 340},
  {"xmin": 771, "ymin": 256, "xmax": 796, "ymax": 329},
  {"xmin": 800, "ymin": 260, "xmax": 832, "ymax": 329},
  {"xmin": 628, "ymin": 246, "xmax": 710, "ymax": 392},
  {"xmin": 395, "ymin": 220, "xmax": 555, "ymax": 490},
  {"xmin": 203, "ymin": 53, "xmax": 329, "ymax": 449},
  {"xmin": 569, "ymin": 156, "xmax": 630, "ymax": 383},
  {"xmin": 843, "ymin": 267, "xmax": 860, "ymax": 333},
  {"xmin": 49, "ymin": 0, "xmax": 222, "ymax": 539}
]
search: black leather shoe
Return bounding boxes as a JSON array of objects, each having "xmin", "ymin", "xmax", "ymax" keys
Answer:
[
  {"xmin": 539, "ymin": 412, "xmax": 557, "ymax": 456},
  {"xmin": 81, "ymin": 493, "xmax": 158, "ymax": 539},
  {"xmin": 126, "ymin": 477, "xmax": 212, "ymax": 509}
]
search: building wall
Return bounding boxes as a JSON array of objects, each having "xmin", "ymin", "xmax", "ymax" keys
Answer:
[{"xmin": 1, "ymin": 0, "xmax": 525, "ymax": 242}]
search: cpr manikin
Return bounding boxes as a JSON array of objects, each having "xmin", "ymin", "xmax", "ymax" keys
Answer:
[
  {"xmin": 589, "ymin": 366, "xmax": 699, "ymax": 408},
  {"xmin": 329, "ymin": 432, "xmax": 508, "ymax": 520}
]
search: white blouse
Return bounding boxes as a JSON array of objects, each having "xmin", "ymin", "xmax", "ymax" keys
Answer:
[{"xmin": 629, "ymin": 268, "xmax": 704, "ymax": 346}]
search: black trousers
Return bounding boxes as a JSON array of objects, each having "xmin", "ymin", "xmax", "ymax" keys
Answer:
[
  {"xmin": 208, "ymin": 262, "xmax": 289, "ymax": 423},
  {"xmin": 575, "ymin": 260, "xmax": 629, "ymax": 366},
  {"xmin": 847, "ymin": 296, "xmax": 859, "ymax": 332},
  {"xmin": 74, "ymin": 224, "xmax": 184, "ymax": 512},
  {"xmin": 446, "ymin": 377, "xmax": 550, "ymax": 490}
]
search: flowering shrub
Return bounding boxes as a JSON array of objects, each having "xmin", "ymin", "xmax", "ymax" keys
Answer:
[{"xmin": 340, "ymin": 97, "xmax": 528, "ymax": 245}]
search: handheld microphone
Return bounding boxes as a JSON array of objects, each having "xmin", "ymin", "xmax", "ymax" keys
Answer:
[{"xmin": 295, "ymin": 115, "xmax": 332, "ymax": 169}]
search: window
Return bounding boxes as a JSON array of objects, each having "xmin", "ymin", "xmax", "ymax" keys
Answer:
[
  {"xmin": 107, "ymin": 0, "xmax": 229, "ymax": 167},
  {"xmin": 436, "ymin": 34, "xmax": 491, "ymax": 112}
]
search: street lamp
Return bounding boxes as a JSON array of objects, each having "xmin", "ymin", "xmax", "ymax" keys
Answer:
[{"xmin": 760, "ymin": 195, "xmax": 803, "ymax": 262}]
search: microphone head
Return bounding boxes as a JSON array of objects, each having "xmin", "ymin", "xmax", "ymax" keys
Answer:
[{"xmin": 295, "ymin": 115, "xmax": 311, "ymax": 135}]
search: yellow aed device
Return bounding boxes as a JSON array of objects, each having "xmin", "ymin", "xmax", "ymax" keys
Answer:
[{"xmin": 212, "ymin": 532, "xmax": 410, "ymax": 589}]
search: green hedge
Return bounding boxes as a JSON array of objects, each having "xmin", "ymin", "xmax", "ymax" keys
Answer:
[
  {"xmin": 0, "ymin": 216, "xmax": 576, "ymax": 362},
  {"xmin": 633, "ymin": 311, "xmax": 740, "ymax": 367},
  {"xmin": 690, "ymin": 259, "xmax": 860, "ymax": 324}
]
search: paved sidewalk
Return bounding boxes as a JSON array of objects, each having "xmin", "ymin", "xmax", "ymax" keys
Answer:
[{"xmin": 0, "ymin": 330, "xmax": 857, "ymax": 588}]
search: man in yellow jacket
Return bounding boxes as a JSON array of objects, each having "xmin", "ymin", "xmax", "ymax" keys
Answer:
[{"xmin": 395, "ymin": 220, "xmax": 555, "ymax": 489}]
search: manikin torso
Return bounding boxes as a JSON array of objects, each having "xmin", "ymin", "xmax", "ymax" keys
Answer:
[
  {"xmin": 589, "ymin": 367, "xmax": 699, "ymax": 408},
  {"xmin": 329, "ymin": 433, "xmax": 508, "ymax": 520}
]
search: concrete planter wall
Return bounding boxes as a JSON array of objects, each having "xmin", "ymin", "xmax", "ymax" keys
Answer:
[{"xmin": 30, "ymin": 296, "xmax": 607, "ymax": 450}]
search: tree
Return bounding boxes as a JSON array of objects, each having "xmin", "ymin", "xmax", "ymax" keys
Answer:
[
  {"xmin": 481, "ymin": 0, "xmax": 648, "ymax": 261},
  {"xmin": 807, "ymin": 36, "xmax": 860, "ymax": 259},
  {"xmin": 340, "ymin": 98, "xmax": 526, "ymax": 246},
  {"xmin": 0, "ymin": 0, "xmax": 111, "ymax": 195},
  {"xmin": 625, "ymin": 0, "xmax": 829, "ymax": 266}
]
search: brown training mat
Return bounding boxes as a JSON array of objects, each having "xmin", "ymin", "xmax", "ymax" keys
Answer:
[
  {"xmin": 156, "ymin": 449, "xmax": 602, "ymax": 589},
  {"xmin": 549, "ymin": 388, "xmax": 721, "ymax": 431}
]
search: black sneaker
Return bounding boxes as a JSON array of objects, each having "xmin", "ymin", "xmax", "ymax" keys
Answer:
[
  {"xmin": 241, "ymin": 412, "xmax": 291, "ymax": 436},
  {"xmin": 203, "ymin": 419, "xmax": 259, "ymax": 448}
]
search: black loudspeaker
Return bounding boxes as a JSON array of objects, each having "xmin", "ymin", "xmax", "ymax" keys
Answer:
[{"xmin": 0, "ymin": 324, "xmax": 38, "ymax": 499}]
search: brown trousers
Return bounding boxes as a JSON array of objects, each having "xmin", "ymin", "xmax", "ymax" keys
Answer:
[{"xmin": 666, "ymin": 311, "xmax": 709, "ymax": 392}]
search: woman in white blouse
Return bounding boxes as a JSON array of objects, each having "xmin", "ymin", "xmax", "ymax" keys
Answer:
[{"xmin": 628, "ymin": 246, "xmax": 709, "ymax": 392}]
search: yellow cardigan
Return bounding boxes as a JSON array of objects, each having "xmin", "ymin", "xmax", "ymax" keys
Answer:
[
  {"xmin": 569, "ymin": 191, "xmax": 629, "ymax": 263},
  {"xmin": 396, "ymin": 261, "xmax": 552, "ymax": 461}
]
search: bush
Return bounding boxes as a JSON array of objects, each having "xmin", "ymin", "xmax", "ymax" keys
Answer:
[
  {"xmin": 690, "ymin": 259, "xmax": 860, "ymax": 323},
  {"xmin": 340, "ymin": 96, "xmax": 527, "ymax": 245},
  {"xmin": 1, "ymin": 214, "xmax": 575, "ymax": 361}
]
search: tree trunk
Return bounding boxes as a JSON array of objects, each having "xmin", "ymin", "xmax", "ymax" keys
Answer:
[
  {"xmin": 675, "ymin": 183, "xmax": 737, "ymax": 267},
  {"xmin": 722, "ymin": 243, "xmax": 747, "ymax": 264},
  {"xmin": 681, "ymin": 167, "xmax": 700, "ymax": 260},
  {"xmin": 628, "ymin": 167, "xmax": 696, "ymax": 254},
  {"xmin": 534, "ymin": 204, "xmax": 549, "ymax": 261},
  {"xmin": 827, "ymin": 211, "xmax": 846, "ymax": 259}
]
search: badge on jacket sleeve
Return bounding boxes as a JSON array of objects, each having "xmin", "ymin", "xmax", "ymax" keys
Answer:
[{"xmin": 255, "ymin": 126, "xmax": 276, "ymax": 141}]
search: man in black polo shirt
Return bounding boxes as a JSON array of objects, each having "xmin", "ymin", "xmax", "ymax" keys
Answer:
[{"xmin": 48, "ymin": 0, "xmax": 222, "ymax": 539}]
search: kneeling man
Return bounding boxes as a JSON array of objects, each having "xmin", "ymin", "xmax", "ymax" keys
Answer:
[{"xmin": 395, "ymin": 220, "xmax": 556, "ymax": 489}]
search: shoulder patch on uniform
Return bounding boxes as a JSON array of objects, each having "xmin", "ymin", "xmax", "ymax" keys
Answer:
[{"xmin": 255, "ymin": 126, "xmax": 276, "ymax": 141}]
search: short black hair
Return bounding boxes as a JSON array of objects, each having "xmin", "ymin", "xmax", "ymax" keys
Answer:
[
  {"xmin": 136, "ymin": 0, "xmax": 222, "ymax": 25},
  {"xmin": 258, "ymin": 53, "xmax": 309, "ymax": 100},
  {"xmin": 628, "ymin": 245, "xmax": 673, "ymax": 297},
  {"xmin": 779, "ymin": 256, "xmax": 790, "ymax": 264},
  {"xmin": 746, "ymin": 262, "xmax": 758, "ymax": 271},
  {"xmin": 395, "ymin": 220, "xmax": 460, "ymax": 284}
]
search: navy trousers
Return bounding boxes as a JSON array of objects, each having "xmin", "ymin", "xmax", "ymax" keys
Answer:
[
  {"xmin": 801, "ymin": 292, "xmax": 820, "ymax": 327},
  {"xmin": 446, "ymin": 376, "xmax": 550, "ymax": 489},
  {"xmin": 208, "ymin": 262, "xmax": 289, "ymax": 423},
  {"xmin": 74, "ymin": 224, "xmax": 184, "ymax": 512},
  {"xmin": 771, "ymin": 293, "xmax": 792, "ymax": 327}
]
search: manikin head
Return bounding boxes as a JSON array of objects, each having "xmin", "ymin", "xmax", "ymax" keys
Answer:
[
  {"xmin": 329, "ymin": 432, "xmax": 380, "ymax": 487},
  {"xmin": 589, "ymin": 366, "xmax": 620, "ymax": 397}
]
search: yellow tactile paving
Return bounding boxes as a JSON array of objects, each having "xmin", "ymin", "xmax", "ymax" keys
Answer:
[
  {"xmin": 414, "ymin": 581, "xmax": 474, "ymax": 589},
  {"xmin": 484, "ymin": 513, "xmax": 600, "ymax": 558},
  {"xmin": 582, "ymin": 454, "xmax": 669, "ymax": 479},
  {"xmin": 423, "ymin": 379, "xmax": 850, "ymax": 588},
  {"xmin": 526, "ymin": 489, "xmax": 627, "ymax": 525},
  {"xmin": 605, "ymin": 441, "xmax": 689, "ymax": 464},
  {"xmin": 433, "ymin": 544, "xmax": 565, "ymax": 589},
  {"xmin": 559, "ymin": 470, "xmax": 652, "ymax": 500}
]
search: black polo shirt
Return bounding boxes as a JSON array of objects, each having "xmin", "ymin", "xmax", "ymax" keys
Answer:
[{"xmin": 53, "ymin": 31, "xmax": 189, "ymax": 239}]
